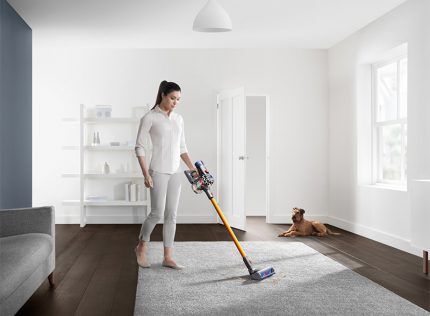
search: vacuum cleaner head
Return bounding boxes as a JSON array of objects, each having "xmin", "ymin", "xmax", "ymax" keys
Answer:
[
  {"xmin": 243, "ymin": 257, "xmax": 275, "ymax": 280},
  {"xmin": 250, "ymin": 266, "xmax": 276, "ymax": 280}
]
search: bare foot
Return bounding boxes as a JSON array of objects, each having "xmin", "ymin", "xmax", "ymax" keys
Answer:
[
  {"xmin": 162, "ymin": 258, "xmax": 185, "ymax": 270},
  {"xmin": 135, "ymin": 243, "xmax": 150, "ymax": 268}
]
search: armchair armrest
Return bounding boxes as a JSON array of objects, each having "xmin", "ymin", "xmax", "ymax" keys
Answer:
[{"xmin": 0, "ymin": 206, "xmax": 55, "ymax": 238}]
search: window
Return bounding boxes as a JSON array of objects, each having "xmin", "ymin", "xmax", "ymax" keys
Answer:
[{"xmin": 372, "ymin": 56, "xmax": 407, "ymax": 187}]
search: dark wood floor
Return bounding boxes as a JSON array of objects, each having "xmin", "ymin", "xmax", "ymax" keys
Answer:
[{"xmin": 17, "ymin": 218, "xmax": 430, "ymax": 315}]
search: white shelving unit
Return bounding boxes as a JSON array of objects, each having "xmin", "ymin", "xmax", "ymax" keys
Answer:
[{"xmin": 62, "ymin": 104, "xmax": 151, "ymax": 227}]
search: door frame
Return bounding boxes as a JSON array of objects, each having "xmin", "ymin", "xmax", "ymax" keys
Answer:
[
  {"xmin": 246, "ymin": 94, "xmax": 271, "ymax": 223},
  {"xmin": 216, "ymin": 93, "xmax": 271, "ymax": 224},
  {"xmin": 216, "ymin": 88, "xmax": 246, "ymax": 230}
]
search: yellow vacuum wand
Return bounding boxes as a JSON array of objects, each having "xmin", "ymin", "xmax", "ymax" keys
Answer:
[
  {"xmin": 210, "ymin": 198, "xmax": 247, "ymax": 258},
  {"xmin": 184, "ymin": 160, "xmax": 275, "ymax": 280}
]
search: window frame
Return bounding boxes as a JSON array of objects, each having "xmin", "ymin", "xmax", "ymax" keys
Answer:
[{"xmin": 371, "ymin": 55, "xmax": 407, "ymax": 187}]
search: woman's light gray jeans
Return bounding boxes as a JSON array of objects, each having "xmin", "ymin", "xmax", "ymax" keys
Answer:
[{"xmin": 139, "ymin": 170, "xmax": 182, "ymax": 248}]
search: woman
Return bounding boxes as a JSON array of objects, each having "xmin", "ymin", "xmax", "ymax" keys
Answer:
[{"xmin": 134, "ymin": 80, "xmax": 195, "ymax": 269}]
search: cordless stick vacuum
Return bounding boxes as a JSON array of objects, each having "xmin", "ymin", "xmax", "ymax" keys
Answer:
[{"xmin": 184, "ymin": 160, "xmax": 275, "ymax": 281}]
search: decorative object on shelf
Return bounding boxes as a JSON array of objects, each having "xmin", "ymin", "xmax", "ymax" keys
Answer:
[
  {"xmin": 124, "ymin": 182, "xmax": 142, "ymax": 202},
  {"xmin": 130, "ymin": 183, "xmax": 137, "ymax": 202},
  {"xmin": 92, "ymin": 131, "xmax": 101, "ymax": 146},
  {"xmin": 102, "ymin": 162, "xmax": 110, "ymax": 174},
  {"xmin": 136, "ymin": 183, "xmax": 141, "ymax": 201},
  {"xmin": 124, "ymin": 181, "xmax": 141, "ymax": 202},
  {"xmin": 95, "ymin": 105, "xmax": 112, "ymax": 118},
  {"xmin": 87, "ymin": 195, "xmax": 108, "ymax": 201},
  {"xmin": 124, "ymin": 183, "xmax": 130, "ymax": 201}
]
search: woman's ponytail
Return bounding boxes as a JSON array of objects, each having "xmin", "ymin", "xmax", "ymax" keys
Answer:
[{"xmin": 151, "ymin": 80, "xmax": 181, "ymax": 110}]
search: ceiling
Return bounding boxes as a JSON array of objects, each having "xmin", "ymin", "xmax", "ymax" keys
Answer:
[{"xmin": 8, "ymin": 0, "xmax": 407, "ymax": 49}]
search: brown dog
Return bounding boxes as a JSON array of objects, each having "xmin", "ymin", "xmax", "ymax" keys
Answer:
[{"xmin": 278, "ymin": 207, "xmax": 340, "ymax": 237}]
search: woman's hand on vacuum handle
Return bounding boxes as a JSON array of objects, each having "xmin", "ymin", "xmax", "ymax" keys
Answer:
[
  {"xmin": 180, "ymin": 153, "xmax": 195, "ymax": 173},
  {"xmin": 144, "ymin": 175, "xmax": 153, "ymax": 188}
]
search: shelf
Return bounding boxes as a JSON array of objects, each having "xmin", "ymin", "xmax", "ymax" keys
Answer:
[
  {"xmin": 62, "ymin": 117, "xmax": 139, "ymax": 124},
  {"xmin": 62, "ymin": 173, "xmax": 143, "ymax": 178},
  {"xmin": 85, "ymin": 173, "xmax": 143, "ymax": 179},
  {"xmin": 85, "ymin": 145, "xmax": 134, "ymax": 151},
  {"xmin": 84, "ymin": 118, "xmax": 139, "ymax": 124},
  {"xmin": 62, "ymin": 145, "xmax": 134, "ymax": 151},
  {"xmin": 63, "ymin": 200, "xmax": 148, "ymax": 206}
]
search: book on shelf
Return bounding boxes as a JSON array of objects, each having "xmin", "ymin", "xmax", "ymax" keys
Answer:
[{"xmin": 86, "ymin": 195, "xmax": 108, "ymax": 201}]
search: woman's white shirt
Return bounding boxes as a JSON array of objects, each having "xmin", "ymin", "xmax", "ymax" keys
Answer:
[{"xmin": 135, "ymin": 106, "xmax": 188, "ymax": 174}]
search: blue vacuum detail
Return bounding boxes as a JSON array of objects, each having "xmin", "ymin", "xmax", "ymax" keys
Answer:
[
  {"xmin": 243, "ymin": 257, "xmax": 275, "ymax": 281},
  {"xmin": 251, "ymin": 266, "xmax": 276, "ymax": 280}
]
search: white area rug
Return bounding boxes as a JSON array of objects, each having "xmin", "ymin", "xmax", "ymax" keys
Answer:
[{"xmin": 134, "ymin": 241, "xmax": 429, "ymax": 315}]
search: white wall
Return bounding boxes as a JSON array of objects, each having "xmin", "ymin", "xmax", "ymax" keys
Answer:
[
  {"xmin": 328, "ymin": 0, "xmax": 429, "ymax": 255},
  {"xmin": 245, "ymin": 96, "xmax": 266, "ymax": 216},
  {"xmin": 33, "ymin": 46, "xmax": 329, "ymax": 224}
]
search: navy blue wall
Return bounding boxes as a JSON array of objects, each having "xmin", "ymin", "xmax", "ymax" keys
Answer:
[{"xmin": 0, "ymin": 0, "xmax": 32, "ymax": 209}]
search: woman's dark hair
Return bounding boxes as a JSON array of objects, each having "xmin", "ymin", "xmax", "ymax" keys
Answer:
[{"xmin": 152, "ymin": 80, "xmax": 181, "ymax": 110}]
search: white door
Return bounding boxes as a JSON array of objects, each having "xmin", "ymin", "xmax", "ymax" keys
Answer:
[{"xmin": 216, "ymin": 87, "xmax": 246, "ymax": 231}]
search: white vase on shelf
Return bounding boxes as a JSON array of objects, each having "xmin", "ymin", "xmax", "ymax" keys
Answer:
[
  {"xmin": 124, "ymin": 183, "xmax": 130, "ymax": 201},
  {"xmin": 136, "ymin": 184, "xmax": 141, "ymax": 201},
  {"xmin": 130, "ymin": 183, "xmax": 137, "ymax": 202}
]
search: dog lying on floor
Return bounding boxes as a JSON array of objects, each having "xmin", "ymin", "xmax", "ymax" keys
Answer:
[{"xmin": 278, "ymin": 207, "xmax": 340, "ymax": 237}]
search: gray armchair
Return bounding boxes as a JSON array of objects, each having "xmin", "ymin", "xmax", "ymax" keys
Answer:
[{"xmin": 0, "ymin": 206, "xmax": 55, "ymax": 316}]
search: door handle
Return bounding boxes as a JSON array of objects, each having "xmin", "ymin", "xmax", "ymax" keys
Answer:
[{"xmin": 238, "ymin": 155, "xmax": 249, "ymax": 160}]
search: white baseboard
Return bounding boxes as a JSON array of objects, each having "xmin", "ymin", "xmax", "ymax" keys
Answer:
[
  {"xmin": 246, "ymin": 209, "xmax": 266, "ymax": 216},
  {"xmin": 176, "ymin": 215, "xmax": 217, "ymax": 224},
  {"xmin": 268, "ymin": 214, "xmax": 329, "ymax": 224},
  {"xmin": 56, "ymin": 216, "xmax": 81, "ymax": 224},
  {"xmin": 55, "ymin": 214, "xmax": 217, "ymax": 225},
  {"xmin": 328, "ymin": 216, "xmax": 422, "ymax": 257}
]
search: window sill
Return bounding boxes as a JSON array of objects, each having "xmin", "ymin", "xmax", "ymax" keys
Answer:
[{"xmin": 359, "ymin": 183, "xmax": 407, "ymax": 192}]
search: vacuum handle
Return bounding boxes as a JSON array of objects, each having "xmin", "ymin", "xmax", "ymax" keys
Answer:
[{"xmin": 184, "ymin": 170, "xmax": 198, "ymax": 184}]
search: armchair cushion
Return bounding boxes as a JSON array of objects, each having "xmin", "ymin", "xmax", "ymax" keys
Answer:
[
  {"xmin": 0, "ymin": 206, "xmax": 55, "ymax": 316},
  {"xmin": 0, "ymin": 233, "xmax": 54, "ymax": 301}
]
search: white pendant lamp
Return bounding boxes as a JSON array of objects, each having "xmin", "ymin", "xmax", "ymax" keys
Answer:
[{"xmin": 193, "ymin": 0, "xmax": 232, "ymax": 32}]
